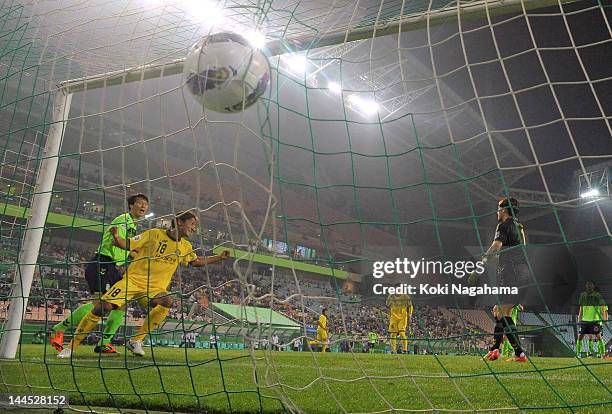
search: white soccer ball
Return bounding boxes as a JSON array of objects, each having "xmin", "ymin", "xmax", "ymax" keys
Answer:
[{"xmin": 184, "ymin": 32, "xmax": 270, "ymax": 113}]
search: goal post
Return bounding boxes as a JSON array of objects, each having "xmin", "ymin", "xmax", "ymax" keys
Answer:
[{"xmin": 0, "ymin": 89, "xmax": 72, "ymax": 359}]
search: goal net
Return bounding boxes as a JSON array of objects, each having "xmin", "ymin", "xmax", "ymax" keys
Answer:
[{"xmin": 0, "ymin": 0, "xmax": 610, "ymax": 412}]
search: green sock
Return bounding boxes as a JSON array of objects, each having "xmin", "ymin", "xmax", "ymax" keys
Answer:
[
  {"xmin": 98, "ymin": 309, "xmax": 125, "ymax": 346},
  {"xmin": 503, "ymin": 339, "xmax": 512, "ymax": 357},
  {"xmin": 576, "ymin": 339, "xmax": 583, "ymax": 355},
  {"xmin": 597, "ymin": 340, "xmax": 605, "ymax": 357},
  {"xmin": 53, "ymin": 302, "xmax": 94, "ymax": 331},
  {"xmin": 588, "ymin": 339, "xmax": 594, "ymax": 354}
]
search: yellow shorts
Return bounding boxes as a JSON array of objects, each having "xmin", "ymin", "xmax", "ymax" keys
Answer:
[
  {"xmin": 316, "ymin": 329, "xmax": 328, "ymax": 342},
  {"xmin": 388, "ymin": 316, "xmax": 408, "ymax": 333},
  {"xmin": 100, "ymin": 277, "xmax": 169, "ymax": 307}
]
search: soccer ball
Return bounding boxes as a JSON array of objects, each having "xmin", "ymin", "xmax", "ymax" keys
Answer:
[{"xmin": 184, "ymin": 32, "xmax": 270, "ymax": 113}]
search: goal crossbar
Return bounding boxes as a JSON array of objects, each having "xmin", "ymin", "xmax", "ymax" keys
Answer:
[{"xmin": 62, "ymin": 0, "xmax": 578, "ymax": 94}]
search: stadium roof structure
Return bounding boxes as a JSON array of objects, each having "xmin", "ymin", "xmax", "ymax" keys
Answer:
[{"xmin": 211, "ymin": 302, "xmax": 302, "ymax": 329}]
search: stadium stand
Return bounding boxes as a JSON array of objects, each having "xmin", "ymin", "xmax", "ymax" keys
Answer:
[
  {"xmin": 450, "ymin": 309, "xmax": 494, "ymax": 333},
  {"xmin": 539, "ymin": 313, "xmax": 575, "ymax": 347},
  {"xmin": 519, "ymin": 312, "xmax": 545, "ymax": 326},
  {"xmin": 1, "ymin": 236, "xmax": 494, "ymax": 353}
]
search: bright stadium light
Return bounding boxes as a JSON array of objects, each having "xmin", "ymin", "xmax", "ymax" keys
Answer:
[
  {"xmin": 246, "ymin": 30, "xmax": 267, "ymax": 49},
  {"xmin": 580, "ymin": 188, "xmax": 599, "ymax": 198},
  {"xmin": 328, "ymin": 81, "xmax": 342, "ymax": 95},
  {"xmin": 184, "ymin": 0, "xmax": 225, "ymax": 24},
  {"xmin": 145, "ymin": 212, "xmax": 155, "ymax": 219},
  {"xmin": 285, "ymin": 54, "xmax": 307, "ymax": 75},
  {"xmin": 348, "ymin": 94, "xmax": 379, "ymax": 115}
]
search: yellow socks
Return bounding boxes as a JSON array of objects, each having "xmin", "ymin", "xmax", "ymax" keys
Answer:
[
  {"xmin": 399, "ymin": 332, "xmax": 408, "ymax": 353},
  {"xmin": 132, "ymin": 305, "xmax": 170, "ymax": 342},
  {"xmin": 68, "ymin": 311, "xmax": 101, "ymax": 350}
]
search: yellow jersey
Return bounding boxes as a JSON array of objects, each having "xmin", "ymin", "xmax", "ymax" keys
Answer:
[
  {"xmin": 386, "ymin": 294, "xmax": 412, "ymax": 320},
  {"xmin": 126, "ymin": 228, "xmax": 197, "ymax": 288},
  {"xmin": 318, "ymin": 314, "xmax": 328, "ymax": 331}
]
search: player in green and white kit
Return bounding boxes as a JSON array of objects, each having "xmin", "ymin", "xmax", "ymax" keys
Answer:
[
  {"xmin": 576, "ymin": 282, "xmax": 608, "ymax": 358},
  {"xmin": 50, "ymin": 194, "xmax": 149, "ymax": 354},
  {"xmin": 502, "ymin": 304, "xmax": 523, "ymax": 358}
]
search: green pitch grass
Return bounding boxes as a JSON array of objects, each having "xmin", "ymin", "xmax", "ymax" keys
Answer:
[{"xmin": 0, "ymin": 345, "xmax": 610, "ymax": 413}]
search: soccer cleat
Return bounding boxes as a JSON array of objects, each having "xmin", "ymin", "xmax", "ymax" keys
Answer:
[
  {"xmin": 127, "ymin": 340, "xmax": 145, "ymax": 357},
  {"xmin": 485, "ymin": 349, "xmax": 500, "ymax": 361},
  {"xmin": 49, "ymin": 331, "xmax": 64, "ymax": 352},
  {"xmin": 94, "ymin": 343, "xmax": 119, "ymax": 354},
  {"xmin": 57, "ymin": 348, "xmax": 72, "ymax": 359},
  {"xmin": 513, "ymin": 354, "xmax": 528, "ymax": 362}
]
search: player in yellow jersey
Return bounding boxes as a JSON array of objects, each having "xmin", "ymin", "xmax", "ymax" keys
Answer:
[
  {"xmin": 58, "ymin": 211, "xmax": 230, "ymax": 358},
  {"xmin": 316, "ymin": 308, "xmax": 329, "ymax": 352},
  {"xmin": 386, "ymin": 292, "xmax": 413, "ymax": 354}
]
